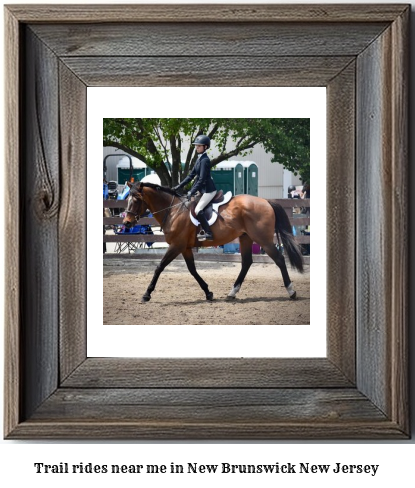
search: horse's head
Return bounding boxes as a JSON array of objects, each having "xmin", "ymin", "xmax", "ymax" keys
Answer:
[{"xmin": 123, "ymin": 182, "xmax": 146, "ymax": 229}]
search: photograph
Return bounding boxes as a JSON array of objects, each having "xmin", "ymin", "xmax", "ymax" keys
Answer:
[
  {"xmin": 102, "ymin": 117, "xmax": 311, "ymax": 327},
  {"xmin": 88, "ymin": 87, "xmax": 326, "ymax": 359},
  {"xmin": 3, "ymin": 1, "xmax": 410, "ymax": 443}
]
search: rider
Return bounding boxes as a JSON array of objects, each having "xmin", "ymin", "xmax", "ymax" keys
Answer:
[{"xmin": 172, "ymin": 134, "xmax": 217, "ymax": 241}]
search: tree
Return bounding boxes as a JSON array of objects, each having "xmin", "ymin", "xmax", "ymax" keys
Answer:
[{"xmin": 103, "ymin": 118, "xmax": 310, "ymax": 186}]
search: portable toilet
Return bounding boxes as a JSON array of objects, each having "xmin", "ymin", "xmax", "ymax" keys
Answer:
[
  {"xmin": 242, "ymin": 161, "xmax": 258, "ymax": 196},
  {"xmin": 211, "ymin": 161, "xmax": 244, "ymax": 195},
  {"xmin": 117, "ymin": 155, "xmax": 148, "ymax": 184}
]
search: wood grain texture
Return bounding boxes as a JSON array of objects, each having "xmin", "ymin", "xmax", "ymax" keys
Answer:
[
  {"xmin": 7, "ymin": 420, "xmax": 406, "ymax": 441},
  {"xmin": 4, "ymin": 4, "xmax": 410, "ymax": 440},
  {"xmin": 389, "ymin": 8, "xmax": 409, "ymax": 432},
  {"xmin": 62, "ymin": 358, "xmax": 352, "ymax": 389},
  {"xmin": 357, "ymin": 32, "xmax": 390, "ymax": 415},
  {"xmin": 31, "ymin": 389, "xmax": 386, "ymax": 423},
  {"xmin": 31, "ymin": 22, "xmax": 388, "ymax": 57},
  {"xmin": 356, "ymin": 9, "xmax": 408, "ymax": 427},
  {"xmin": 4, "ymin": 6, "xmax": 21, "ymax": 438},
  {"xmin": 61, "ymin": 56, "xmax": 354, "ymax": 87},
  {"xmin": 6, "ymin": 4, "xmax": 409, "ymax": 23},
  {"xmin": 21, "ymin": 28, "xmax": 60, "ymax": 420},
  {"xmin": 8, "ymin": 386, "xmax": 403, "ymax": 440},
  {"xmin": 58, "ymin": 63, "xmax": 88, "ymax": 381},
  {"xmin": 326, "ymin": 62, "xmax": 356, "ymax": 383}
]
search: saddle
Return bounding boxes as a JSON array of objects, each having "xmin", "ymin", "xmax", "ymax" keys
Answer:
[{"xmin": 187, "ymin": 190, "xmax": 233, "ymax": 227}]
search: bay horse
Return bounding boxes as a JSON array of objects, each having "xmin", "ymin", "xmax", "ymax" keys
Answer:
[{"xmin": 122, "ymin": 182, "xmax": 304, "ymax": 302}]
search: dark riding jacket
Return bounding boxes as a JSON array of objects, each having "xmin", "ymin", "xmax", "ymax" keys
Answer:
[{"xmin": 177, "ymin": 152, "xmax": 217, "ymax": 196}]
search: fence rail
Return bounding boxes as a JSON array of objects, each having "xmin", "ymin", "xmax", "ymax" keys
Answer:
[{"xmin": 103, "ymin": 198, "xmax": 310, "ymax": 250}]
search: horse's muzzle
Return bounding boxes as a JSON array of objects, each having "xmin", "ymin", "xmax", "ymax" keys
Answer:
[{"xmin": 123, "ymin": 220, "xmax": 133, "ymax": 229}]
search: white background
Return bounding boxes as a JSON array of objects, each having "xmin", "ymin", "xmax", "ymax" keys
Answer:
[
  {"xmin": 88, "ymin": 86, "xmax": 326, "ymax": 358},
  {"xmin": 1, "ymin": 0, "xmax": 414, "ymax": 486}
]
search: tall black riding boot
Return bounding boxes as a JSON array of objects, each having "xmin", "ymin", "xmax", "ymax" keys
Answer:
[{"xmin": 196, "ymin": 210, "xmax": 213, "ymax": 241}]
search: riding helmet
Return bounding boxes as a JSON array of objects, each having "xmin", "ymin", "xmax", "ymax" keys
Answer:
[{"xmin": 192, "ymin": 134, "xmax": 211, "ymax": 148}]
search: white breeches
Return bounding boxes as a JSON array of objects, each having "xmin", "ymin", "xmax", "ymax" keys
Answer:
[{"xmin": 195, "ymin": 191, "xmax": 217, "ymax": 214}]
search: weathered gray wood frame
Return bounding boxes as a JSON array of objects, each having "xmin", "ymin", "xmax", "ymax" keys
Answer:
[{"xmin": 4, "ymin": 4, "xmax": 409, "ymax": 439}]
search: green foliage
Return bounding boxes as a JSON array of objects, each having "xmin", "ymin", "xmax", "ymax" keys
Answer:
[{"xmin": 103, "ymin": 118, "xmax": 310, "ymax": 186}]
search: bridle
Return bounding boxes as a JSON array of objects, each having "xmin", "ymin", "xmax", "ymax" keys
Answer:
[
  {"xmin": 125, "ymin": 191, "xmax": 185, "ymax": 231},
  {"xmin": 124, "ymin": 198, "xmax": 144, "ymax": 222}
]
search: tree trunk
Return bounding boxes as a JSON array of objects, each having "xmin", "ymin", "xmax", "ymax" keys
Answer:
[{"xmin": 170, "ymin": 135, "xmax": 181, "ymax": 186}]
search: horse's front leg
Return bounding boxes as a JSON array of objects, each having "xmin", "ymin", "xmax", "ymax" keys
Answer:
[
  {"xmin": 142, "ymin": 245, "xmax": 181, "ymax": 302},
  {"xmin": 227, "ymin": 233, "xmax": 253, "ymax": 300},
  {"xmin": 182, "ymin": 248, "xmax": 213, "ymax": 301}
]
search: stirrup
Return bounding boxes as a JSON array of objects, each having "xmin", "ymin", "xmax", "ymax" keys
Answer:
[{"xmin": 197, "ymin": 230, "xmax": 213, "ymax": 241}]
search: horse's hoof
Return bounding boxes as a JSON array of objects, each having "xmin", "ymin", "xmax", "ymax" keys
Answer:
[
  {"xmin": 141, "ymin": 295, "xmax": 151, "ymax": 303},
  {"xmin": 206, "ymin": 292, "xmax": 214, "ymax": 301},
  {"xmin": 290, "ymin": 292, "xmax": 297, "ymax": 300},
  {"xmin": 226, "ymin": 295, "xmax": 236, "ymax": 301}
]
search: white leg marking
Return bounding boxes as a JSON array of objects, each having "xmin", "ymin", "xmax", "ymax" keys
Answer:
[
  {"xmin": 227, "ymin": 284, "xmax": 241, "ymax": 298},
  {"xmin": 286, "ymin": 282, "xmax": 296, "ymax": 297}
]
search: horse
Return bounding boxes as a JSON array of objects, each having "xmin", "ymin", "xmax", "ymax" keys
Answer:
[{"xmin": 122, "ymin": 181, "xmax": 304, "ymax": 303}]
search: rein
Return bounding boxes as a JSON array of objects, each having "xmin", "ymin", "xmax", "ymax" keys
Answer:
[
  {"xmin": 151, "ymin": 199, "xmax": 183, "ymax": 216},
  {"xmin": 127, "ymin": 193, "xmax": 185, "ymax": 231}
]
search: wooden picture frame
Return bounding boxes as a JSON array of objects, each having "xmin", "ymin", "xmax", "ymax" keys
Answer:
[{"xmin": 4, "ymin": 4, "xmax": 409, "ymax": 439}]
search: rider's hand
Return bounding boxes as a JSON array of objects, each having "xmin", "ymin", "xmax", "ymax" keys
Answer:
[
  {"xmin": 172, "ymin": 185, "xmax": 180, "ymax": 192},
  {"xmin": 187, "ymin": 191, "xmax": 192, "ymax": 201}
]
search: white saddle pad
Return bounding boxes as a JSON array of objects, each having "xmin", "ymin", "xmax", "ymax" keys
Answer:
[{"xmin": 190, "ymin": 191, "xmax": 233, "ymax": 226}]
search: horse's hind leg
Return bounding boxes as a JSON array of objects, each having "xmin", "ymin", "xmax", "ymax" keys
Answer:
[
  {"xmin": 182, "ymin": 248, "xmax": 213, "ymax": 301},
  {"xmin": 261, "ymin": 242, "xmax": 297, "ymax": 300},
  {"xmin": 227, "ymin": 234, "xmax": 253, "ymax": 300},
  {"xmin": 142, "ymin": 245, "xmax": 181, "ymax": 302}
]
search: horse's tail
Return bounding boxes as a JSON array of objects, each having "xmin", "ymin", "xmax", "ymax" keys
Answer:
[{"xmin": 268, "ymin": 200, "xmax": 304, "ymax": 273}]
